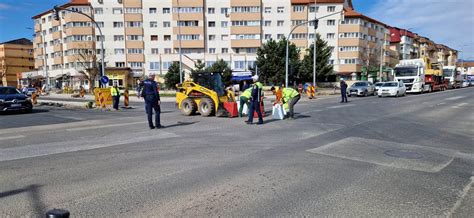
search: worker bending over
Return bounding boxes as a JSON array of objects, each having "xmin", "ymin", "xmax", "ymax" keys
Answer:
[{"xmin": 281, "ymin": 87, "xmax": 300, "ymax": 119}]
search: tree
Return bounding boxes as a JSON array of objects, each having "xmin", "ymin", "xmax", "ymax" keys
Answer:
[
  {"xmin": 0, "ymin": 59, "xmax": 7, "ymax": 86},
  {"xmin": 255, "ymin": 38, "xmax": 300, "ymax": 85},
  {"xmin": 360, "ymin": 45, "xmax": 380, "ymax": 81},
  {"xmin": 164, "ymin": 61, "xmax": 181, "ymax": 90},
  {"xmin": 300, "ymin": 34, "xmax": 334, "ymax": 82},
  {"xmin": 74, "ymin": 43, "xmax": 101, "ymax": 92},
  {"xmin": 206, "ymin": 59, "xmax": 232, "ymax": 85},
  {"xmin": 191, "ymin": 59, "xmax": 206, "ymax": 74}
]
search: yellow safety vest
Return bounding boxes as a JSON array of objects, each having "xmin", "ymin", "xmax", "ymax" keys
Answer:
[
  {"xmin": 241, "ymin": 87, "xmax": 252, "ymax": 98},
  {"xmin": 111, "ymin": 87, "xmax": 120, "ymax": 96}
]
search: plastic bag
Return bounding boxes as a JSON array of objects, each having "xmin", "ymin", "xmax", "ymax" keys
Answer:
[{"xmin": 272, "ymin": 104, "xmax": 284, "ymax": 120}]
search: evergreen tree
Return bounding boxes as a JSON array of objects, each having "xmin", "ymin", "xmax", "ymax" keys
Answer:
[
  {"xmin": 206, "ymin": 59, "xmax": 232, "ymax": 85},
  {"xmin": 164, "ymin": 62, "xmax": 181, "ymax": 90},
  {"xmin": 255, "ymin": 38, "xmax": 300, "ymax": 85},
  {"xmin": 300, "ymin": 34, "xmax": 334, "ymax": 83},
  {"xmin": 191, "ymin": 59, "xmax": 206, "ymax": 74}
]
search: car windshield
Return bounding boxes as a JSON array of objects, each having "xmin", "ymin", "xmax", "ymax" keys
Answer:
[
  {"xmin": 0, "ymin": 87, "xmax": 21, "ymax": 95},
  {"xmin": 395, "ymin": 67, "xmax": 418, "ymax": 77},
  {"xmin": 443, "ymin": 69, "xmax": 454, "ymax": 77},
  {"xmin": 352, "ymin": 82, "xmax": 367, "ymax": 87},
  {"xmin": 382, "ymin": 82, "xmax": 398, "ymax": 87},
  {"xmin": 375, "ymin": 83, "xmax": 384, "ymax": 87}
]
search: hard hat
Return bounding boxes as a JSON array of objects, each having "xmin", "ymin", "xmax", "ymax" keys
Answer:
[
  {"xmin": 252, "ymin": 75, "xmax": 259, "ymax": 81},
  {"xmin": 340, "ymin": 78, "xmax": 344, "ymax": 81}
]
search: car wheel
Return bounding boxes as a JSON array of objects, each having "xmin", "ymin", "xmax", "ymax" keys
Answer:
[
  {"xmin": 396, "ymin": 91, "xmax": 399, "ymax": 97},
  {"xmin": 25, "ymin": 108, "xmax": 33, "ymax": 113},
  {"xmin": 364, "ymin": 91, "xmax": 368, "ymax": 97},
  {"xmin": 378, "ymin": 95, "xmax": 382, "ymax": 98}
]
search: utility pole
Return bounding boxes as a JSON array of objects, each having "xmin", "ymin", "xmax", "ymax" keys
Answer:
[
  {"xmin": 312, "ymin": 0, "xmax": 317, "ymax": 88},
  {"xmin": 379, "ymin": 30, "xmax": 386, "ymax": 82},
  {"xmin": 177, "ymin": 0, "xmax": 183, "ymax": 83}
]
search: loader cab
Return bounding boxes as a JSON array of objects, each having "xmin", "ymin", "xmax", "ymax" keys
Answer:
[{"xmin": 192, "ymin": 72, "xmax": 225, "ymax": 96}]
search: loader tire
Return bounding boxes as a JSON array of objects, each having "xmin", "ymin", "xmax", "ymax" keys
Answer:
[
  {"xmin": 181, "ymin": 98, "xmax": 197, "ymax": 116},
  {"xmin": 199, "ymin": 98, "xmax": 215, "ymax": 117}
]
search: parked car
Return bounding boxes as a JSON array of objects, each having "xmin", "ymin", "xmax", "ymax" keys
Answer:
[
  {"xmin": 347, "ymin": 81, "xmax": 375, "ymax": 97},
  {"xmin": 374, "ymin": 82, "xmax": 385, "ymax": 95},
  {"xmin": 0, "ymin": 86, "xmax": 33, "ymax": 113},
  {"xmin": 378, "ymin": 81, "xmax": 406, "ymax": 97}
]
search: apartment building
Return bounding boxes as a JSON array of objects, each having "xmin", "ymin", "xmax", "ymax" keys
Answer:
[
  {"xmin": 390, "ymin": 27, "xmax": 416, "ymax": 60},
  {"xmin": 0, "ymin": 38, "xmax": 35, "ymax": 87},
  {"xmin": 436, "ymin": 44, "xmax": 457, "ymax": 66},
  {"xmin": 336, "ymin": 9, "xmax": 393, "ymax": 80},
  {"xmin": 29, "ymin": 0, "xmax": 358, "ymax": 88}
]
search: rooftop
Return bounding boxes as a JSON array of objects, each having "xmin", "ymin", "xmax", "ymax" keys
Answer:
[{"xmin": 0, "ymin": 38, "xmax": 33, "ymax": 45}]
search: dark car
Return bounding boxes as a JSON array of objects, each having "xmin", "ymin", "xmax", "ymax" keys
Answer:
[{"xmin": 0, "ymin": 86, "xmax": 33, "ymax": 113}]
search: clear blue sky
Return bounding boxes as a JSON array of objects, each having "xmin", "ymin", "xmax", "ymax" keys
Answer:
[{"xmin": 0, "ymin": 0, "xmax": 374, "ymax": 43}]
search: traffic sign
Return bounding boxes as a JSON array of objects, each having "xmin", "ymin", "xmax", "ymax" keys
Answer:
[{"xmin": 100, "ymin": 76, "xmax": 109, "ymax": 84}]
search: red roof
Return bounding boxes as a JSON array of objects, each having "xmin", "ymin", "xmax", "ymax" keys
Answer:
[
  {"xmin": 389, "ymin": 27, "xmax": 416, "ymax": 43},
  {"xmin": 344, "ymin": 9, "xmax": 388, "ymax": 27}
]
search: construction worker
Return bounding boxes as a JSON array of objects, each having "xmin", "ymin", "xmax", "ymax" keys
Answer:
[
  {"xmin": 246, "ymin": 75, "xmax": 263, "ymax": 125},
  {"xmin": 239, "ymin": 87, "xmax": 252, "ymax": 117},
  {"xmin": 111, "ymin": 84, "xmax": 120, "ymax": 110},
  {"xmin": 270, "ymin": 86, "xmax": 283, "ymax": 105},
  {"xmin": 139, "ymin": 74, "xmax": 163, "ymax": 129},
  {"xmin": 80, "ymin": 85, "xmax": 85, "ymax": 98},
  {"xmin": 282, "ymin": 87, "xmax": 301, "ymax": 119}
]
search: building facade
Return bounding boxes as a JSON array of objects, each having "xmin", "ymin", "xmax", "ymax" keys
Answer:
[{"xmin": 0, "ymin": 38, "xmax": 35, "ymax": 87}]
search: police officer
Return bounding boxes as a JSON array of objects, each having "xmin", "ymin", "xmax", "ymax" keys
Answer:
[
  {"xmin": 139, "ymin": 74, "xmax": 163, "ymax": 129},
  {"xmin": 340, "ymin": 78, "xmax": 348, "ymax": 103},
  {"xmin": 246, "ymin": 75, "xmax": 264, "ymax": 125}
]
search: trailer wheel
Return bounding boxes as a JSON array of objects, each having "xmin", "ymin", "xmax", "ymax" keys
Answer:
[
  {"xmin": 181, "ymin": 98, "xmax": 197, "ymax": 116},
  {"xmin": 428, "ymin": 85, "xmax": 432, "ymax": 93},
  {"xmin": 199, "ymin": 98, "xmax": 215, "ymax": 117}
]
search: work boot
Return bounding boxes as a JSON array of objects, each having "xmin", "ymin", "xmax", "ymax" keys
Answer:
[{"xmin": 149, "ymin": 126, "xmax": 155, "ymax": 129}]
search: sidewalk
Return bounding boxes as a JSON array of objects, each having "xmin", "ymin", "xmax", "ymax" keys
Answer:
[{"xmin": 40, "ymin": 93, "xmax": 176, "ymax": 103}]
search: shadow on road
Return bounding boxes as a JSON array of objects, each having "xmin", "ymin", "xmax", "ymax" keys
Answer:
[
  {"xmin": 165, "ymin": 121, "xmax": 199, "ymax": 128},
  {"xmin": 0, "ymin": 109, "xmax": 49, "ymax": 116},
  {"xmin": 0, "ymin": 184, "xmax": 47, "ymax": 215}
]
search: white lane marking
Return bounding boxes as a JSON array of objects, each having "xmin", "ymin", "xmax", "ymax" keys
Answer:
[
  {"xmin": 446, "ymin": 96, "xmax": 465, "ymax": 101},
  {"xmin": 0, "ymin": 131, "xmax": 179, "ymax": 162},
  {"xmin": 447, "ymin": 176, "xmax": 474, "ymax": 217},
  {"xmin": 327, "ymin": 104, "xmax": 355, "ymax": 109},
  {"xmin": 0, "ymin": 135, "xmax": 25, "ymax": 141},
  {"xmin": 51, "ymin": 114, "xmax": 85, "ymax": 121},
  {"xmin": 66, "ymin": 121, "xmax": 146, "ymax": 131},
  {"xmin": 458, "ymin": 102, "xmax": 469, "ymax": 107},
  {"xmin": 437, "ymin": 102, "xmax": 446, "ymax": 105}
]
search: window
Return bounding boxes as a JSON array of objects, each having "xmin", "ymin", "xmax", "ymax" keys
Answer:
[
  {"xmin": 327, "ymin": 6, "xmax": 335, "ymax": 12},
  {"xmin": 293, "ymin": 6, "xmax": 304, "ymax": 12},
  {"xmin": 339, "ymin": 32, "xmax": 360, "ymax": 38},
  {"xmin": 114, "ymin": 48, "xmax": 125, "ymax": 54},
  {"xmin": 277, "ymin": 7, "xmax": 284, "ymax": 13},
  {"xmin": 208, "ymin": 8, "xmax": 215, "ymax": 14},
  {"xmin": 149, "ymin": 8, "xmax": 157, "ymax": 14},
  {"xmin": 221, "ymin": 21, "xmax": 228, "ymax": 27},
  {"xmin": 234, "ymin": 61, "xmax": 245, "ymax": 69},
  {"xmin": 126, "ymin": 21, "xmax": 142, "ymax": 27},
  {"xmin": 164, "ymin": 48, "xmax": 171, "ymax": 54},
  {"xmin": 94, "ymin": 8, "xmax": 103, "ymax": 14},
  {"xmin": 178, "ymin": 21, "xmax": 198, "ymax": 26},
  {"xmin": 222, "ymin": 48, "xmax": 228, "ymax": 54},
  {"xmin": 163, "ymin": 22, "xmax": 170, "ymax": 27},
  {"xmin": 206, "ymin": 61, "xmax": 216, "ymax": 67},
  {"xmin": 173, "ymin": 7, "xmax": 203, "ymax": 13},
  {"xmin": 113, "ymin": 22, "xmax": 124, "ymax": 28},
  {"xmin": 149, "ymin": 62, "xmax": 160, "ymax": 70},
  {"xmin": 208, "ymin": 35, "xmax": 216, "ymax": 41},
  {"xmin": 177, "ymin": 34, "xmax": 200, "ymax": 40},
  {"xmin": 232, "ymin": 34, "xmax": 259, "ymax": 40},
  {"xmin": 221, "ymin": 8, "xmax": 228, "ymax": 14},
  {"xmin": 164, "ymin": 35, "xmax": 171, "ymax": 41},
  {"xmin": 151, "ymin": 48, "xmax": 159, "ymax": 54},
  {"xmin": 231, "ymin": 7, "xmax": 260, "ymax": 13},
  {"xmin": 292, "ymin": 20, "xmax": 305, "ymax": 26},
  {"xmin": 162, "ymin": 61, "xmax": 172, "ymax": 70},
  {"xmin": 127, "ymin": 48, "xmax": 144, "ymax": 54},
  {"xmin": 115, "ymin": 62, "xmax": 125, "ymax": 67},
  {"xmin": 309, "ymin": 6, "xmax": 319, "ymax": 12},
  {"xmin": 163, "ymin": 8, "xmax": 170, "ymax": 14},
  {"xmin": 126, "ymin": 35, "xmax": 143, "ymax": 41},
  {"xmin": 291, "ymin": 33, "xmax": 306, "ymax": 39},
  {"xmin": 327, "ymin": 20, "xmax": 335, "ymax": 26},
  {"xmin": 277, "ymin": 34, "xmax": 284, "ymax": 39},
  {"xmin": 129, "ymin": 62, "xmax": 143, "ymax": 69},
  {"xmin": 339, "ymin": 46, "xmax": 359, "ymax": 52},
  {"xmin": 221, "ymin": 34, "xmax": 228, "ymax": 40},
  {"xmin": 151, "ymin": 35, "xmax": 158, "ymax": 41},
  {"xmin": 208, "ymin": 21, "xmax": 215, "ymax": 27},
  {"xmin": 341, "ymin": 18, "xmax": 359, "ymax": 25},
  {"xmin": 264, "ymin": 7, "xmax": 271, "ymax": 13},
  {"xmin": 264, "ymin": 20, "xmax": 271, "ymax": 26},
  {"xmin": 209, "ymin": 48, "xmax": 216, "ymax": 53},
  {"xmin": 246, "ymin": 48, "xmax": 257, "ymax": 53},
  {"xmin": 309, "ymin": 34, "xmax": 315, "ymax": 39},
  {"xmin": 232, "ymin": 20, "xmax": 260, "ymax": 26},
  {"xmin": 150, "ymin": 21, "xmax": 158, "ymax": 28},
  {"xmin": 327, "ymin": 33, "xmax": 335, "ymax": 39},
  {"xmin": 113, "ymin": 8, "xmax": 122, "ymax": 14},
  {"xmin": 341, "ymin": 58, "xmax": 358, "ymax": 64},
  {"xmin": 125, "ymin": 8, "xmax": 142, "ymax": 13},
  {"xmin": 113, "ymin": 35, "xmax": 124, "ymax": 41},
  {"xmin": 265, "ymin": 34, "xmax": 271, "ymax": 40}
]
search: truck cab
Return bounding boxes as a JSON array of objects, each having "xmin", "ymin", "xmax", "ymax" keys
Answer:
[
  {"xmin": 442, "ymin": 66, "xmax": 461, "ymax": 89},
  {"xmin": 394, "ymin": 59, "xmax": 425, "ymax": 93}
]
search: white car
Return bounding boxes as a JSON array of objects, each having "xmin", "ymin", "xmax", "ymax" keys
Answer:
[
  {"xmin": 378, "ymin": 81, "xmax": 406, "ymax": 97},
  {"xmin": 374, "ymin": 82, "xmax": 385, "ymax": 95}
]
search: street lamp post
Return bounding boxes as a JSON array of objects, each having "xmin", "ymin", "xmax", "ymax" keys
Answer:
[
  {"xmin": 379, "ymin": 30, "xmax": 387, "ymax": 82},
  {"xmin": 312, "ymin": 0, "xmax": 317, "ymax": 88},
  {"xmin": 54, "ymin": 6, "xmax": 105, "ymax": 87},
  {"xmin": 177, "ymin": 0, "xmax": 183, "ymax": 83},
  {"xmin": 285, "ymin": 10, "xmax": 344, "ymax": 87}
]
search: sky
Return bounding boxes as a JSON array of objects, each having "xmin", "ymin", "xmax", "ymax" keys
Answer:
[{"xmin": 0, "ymin": 0, "xmax": 473, "ymax": 59}]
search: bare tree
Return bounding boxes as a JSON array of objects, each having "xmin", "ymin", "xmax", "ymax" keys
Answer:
[
  {"xmin": 0, "ymin": 59, "xmax": 7, "ymax": 86},
  {"xmin": 360, "ymin": 45, "xmax": 380, "ymax": 80},
  {"xmin": 73, "ymin": 43, "xmax": 101, "ymax": 92}
]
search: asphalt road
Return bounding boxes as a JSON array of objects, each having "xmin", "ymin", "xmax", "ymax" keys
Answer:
[{"xmin": 0, "ymin": 88, "xmax": 473, "ymax": 216}]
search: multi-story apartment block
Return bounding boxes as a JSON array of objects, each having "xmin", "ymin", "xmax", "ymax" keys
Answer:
[
  {"xmin": 436, "ymin": 44, "xmax": 457, "ymax": 66},
  {"xmin": 0, "ymin": 38, "xmax": 35, "ymax": 87},
  {"xmin": 389, "ymin": 27, "xmax": 416, "ymax": 60}
]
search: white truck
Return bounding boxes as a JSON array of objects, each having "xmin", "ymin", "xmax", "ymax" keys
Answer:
[
  {"xmin": 394, "ymin": 58, "xmax": 447, "ymax": 93},
  {"xmin": 442, "ymin": 66, "xmax": 462, "ymax": 89}
]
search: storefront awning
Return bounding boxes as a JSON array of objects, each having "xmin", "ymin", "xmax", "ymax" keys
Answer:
[{"xmin": 232, "ymin": 75, "xmax": 252, "ymax": 81}]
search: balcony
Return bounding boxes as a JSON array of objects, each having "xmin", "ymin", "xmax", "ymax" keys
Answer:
[
  {"xmin": 173, "ymin": 40, "xmax": 204, "ymax": 48},
  {"xmin": 173, "ymin": 26, "xmax": 204, "ymax": 35},
  {"xmin": 230, "ymin": 0, "xmax": 261, "ymax": 7},
  {"xmin": 172, "ymin": 13, "xmax": 204, "ymax": 21},
  {"xmin": 230, "ymin": 39, "xmax": 261, "ymax": 48},
  {"xmin": 126, "ymin": 54, "xmax": 145, "ymax": 62},
  {"xmin": 124, "ymin": 14, "xmax": 142, "ymax": 22},
  {"xmin": 172, "ymin": 0, "xmax": 204, "ymax": 7},
  {"xmin": 123, "ymin": 0, "xmax": 142, "ymax": 8},
  {"xmin": 125, "ymin": 27, "xmax": 144, "ymax": 35},
  {"xmin": 65, "ymin": 27, "xmax": 93, "ymax": 35},
  {"xmin": 230, "ymin": 26, "xmax": 261, "ymax": 35},
  {"xmin": 230, "ymin": 13, "xmax": 260, "ymax": 21}
]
